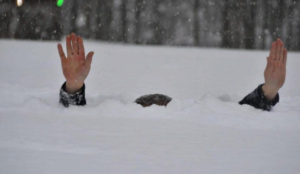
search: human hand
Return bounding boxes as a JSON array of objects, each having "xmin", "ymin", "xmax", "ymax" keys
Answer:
[
  {"xmin": 57, "ymin": 33, "xmax": 94, "ymax": 94},
  {"xmin": 263, "ymin": 38, "xmax": 287, "ymax": 101}
]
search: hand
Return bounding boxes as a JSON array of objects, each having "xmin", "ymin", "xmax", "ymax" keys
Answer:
[
  {"xmin": 57, "ymin": 33, "xmax": 94, "ymax": 94},
  {"xmin": 263, "ymin": 38, "xmax": 287, "ymax": 101}
]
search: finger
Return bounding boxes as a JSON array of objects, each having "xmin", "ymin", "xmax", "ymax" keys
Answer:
[
  {"xmin": 270, "ymin": 42, "xmax": 276, "ymax": 58},
  {"xmin": 85, "ymin": 51, "xmax": 94, "ymax": 68},
  {"xmin": 275, "ymin": 38, "xmax": 281, "ymax": 60},
  {"xmin": 279, "ymin": 41, "xmax": 284, "ymax": 62},
  {"xmin": 78, "ymin": 36, "xmax": 85, "ymax": 57},
  {"xmin": 283, "ymin": 48, "xmax": 287, "ymax": 66},
  {"xmin": 267, "ymin": 56, "xmax": 274, "ymax": 70},
  {"xmin": 275, "ymin": 61, "xmax": 281, "ymax": 70},
  {"xmin": 57, "ymin": 44, "xmax": 66, "ymax": 62},
  {"xmin": 280, "ymin": 38, "xmax": 284, "ymax": 45},
  {"xmin": 71, "ymin": 33, "xmax": 79, "ymax": 55},
  {"xmin": 66, "ymin": 35, "xmax": 72, "ymax": 57}
]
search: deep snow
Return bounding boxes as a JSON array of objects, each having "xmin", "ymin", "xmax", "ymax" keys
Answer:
[{"xmin": 0, "ymin": 40, "xmax": 299, "ymax": 174}]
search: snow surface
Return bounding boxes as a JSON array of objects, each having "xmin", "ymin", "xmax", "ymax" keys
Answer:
[{"xmin": 0, "ymin": 40, "xmax": 300, "ymax": 174}]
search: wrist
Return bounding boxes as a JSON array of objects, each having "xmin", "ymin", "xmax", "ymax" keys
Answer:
[
  {"xmin": 262, "ymin": 84, "xmax": 278, "ymax": 101},
  {"xmin": 66, "ymin": 81, "xmax": 84, "ymax": 94}
]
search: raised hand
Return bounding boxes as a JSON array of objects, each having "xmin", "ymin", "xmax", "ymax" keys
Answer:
[
  {"xmin": 263, "ymin": 38, "xmax": 287, "ymax": 101},
  {"xmin": 57, "ymin": 33, "xmax": 94, "ymax": 94}
]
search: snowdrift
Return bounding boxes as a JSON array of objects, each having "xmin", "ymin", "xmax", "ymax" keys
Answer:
[{"xmin": 0, "ymin": 40, "xmax": 299, "ymax": 174}]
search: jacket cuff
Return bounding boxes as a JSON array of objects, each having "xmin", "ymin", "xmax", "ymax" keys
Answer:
[
  {"xmin": 239, "ymin": 84, "xmax": 279, "ymax": 111},
  {"xmin": 59, "ymin": 82, "xmax": 86, "ymax": 108},
  {"xmin": 257, "ymin": 84, "xmax": 279, "ymax": 106}
]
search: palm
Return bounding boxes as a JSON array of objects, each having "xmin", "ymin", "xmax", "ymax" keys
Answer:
[
  {"xmin": 264, "ymin": 61, "xmax": 286, "ymax": 90},
  {"xmin": 62, "ymin": 53, "xmax": 90, "ymax": 83},
  {"xmin": 57, "ymin": 33, "xmax": 94, "ymax": 93}
]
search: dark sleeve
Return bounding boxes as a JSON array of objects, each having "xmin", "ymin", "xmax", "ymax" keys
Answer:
[
  {"xmin": 239, "ymin": 84, "xmax": 279, "ymax": 111},
  {"xmin": 59, "ymin": 82, "xmax": 86, "ymax": 108}
]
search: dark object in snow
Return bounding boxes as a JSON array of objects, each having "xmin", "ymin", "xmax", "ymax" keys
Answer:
[{"xmin": 135, "ymin": 94, "xmax": 172, "ymax": 107}]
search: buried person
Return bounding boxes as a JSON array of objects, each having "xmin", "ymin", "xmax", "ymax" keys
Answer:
[{"xmin": 57, "ymin": 33, "xmax": 287, "ymax": 111}]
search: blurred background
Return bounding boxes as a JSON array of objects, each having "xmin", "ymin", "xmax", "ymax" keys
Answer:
[{"xmin": 0, "ymin": 0, "xmax": 300, "ymax": 51}]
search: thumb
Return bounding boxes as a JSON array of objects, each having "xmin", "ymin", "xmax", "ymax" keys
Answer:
[
  {"xmin": 266, "ymin": 57, "xmax": 270, "ymax": 68},
  {"xmin": 86, "ymin": 51, "xmax": 94, "ymax": 67},
  {"xmin": 57, "ymin": 43, "xmax": 66, "ymax": 62}
]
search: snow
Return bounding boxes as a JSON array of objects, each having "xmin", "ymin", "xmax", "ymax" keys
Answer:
[{"xmin": 0, "ymin": 40, "xmax": 300, "ymax": 174}]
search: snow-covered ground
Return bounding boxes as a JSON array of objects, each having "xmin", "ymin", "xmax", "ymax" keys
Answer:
[{"xmin": 0, "ymin": 40, "xmax": 299, "ymax": 174}]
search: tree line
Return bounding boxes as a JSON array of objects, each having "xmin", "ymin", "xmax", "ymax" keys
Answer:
[{"xmin": 0, "ymin": 0, "xmax": 300, "ymax": 51}]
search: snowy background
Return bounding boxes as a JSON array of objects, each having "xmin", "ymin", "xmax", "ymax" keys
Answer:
[
  {"xmin": 0, "ymin": 40, "xmax": 300, "ymax": 174},
  {"xmin": 1, "ymin": 0, "xmax": 300, "ymax": 50}
]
